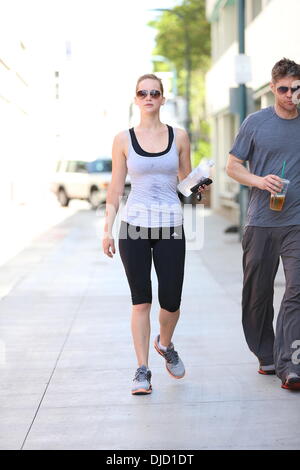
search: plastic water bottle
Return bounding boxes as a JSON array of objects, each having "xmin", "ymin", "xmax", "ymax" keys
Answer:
[{"xmin": 177, "ymin": 159, "xmax": 214, "ymax": 197}]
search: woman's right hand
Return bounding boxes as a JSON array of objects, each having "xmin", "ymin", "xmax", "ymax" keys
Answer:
[{"xmin": 102, "ymin": 235, "xmax": 116, "ymax": 258}]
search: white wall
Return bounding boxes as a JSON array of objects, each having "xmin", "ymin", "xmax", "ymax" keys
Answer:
[
  {"xmin": 206, "ymin": 42, "xmax": 238, "ymax": 116},
  {"xmin": 246, "ymin": 0, "xmax": 300, "ymax": 90},
  {"xmin": 206, "ymin": 0, "xmax": 300, "ymax": 116}
]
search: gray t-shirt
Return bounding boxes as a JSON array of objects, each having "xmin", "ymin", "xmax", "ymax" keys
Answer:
[{"xmin": 230, "ymin": 106, "xmax": 300, "ymax": 227}]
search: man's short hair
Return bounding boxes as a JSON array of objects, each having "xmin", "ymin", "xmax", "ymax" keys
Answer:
[{"xmin": 272, "ymin": 58, "xmax": 300, "ymax": 82}]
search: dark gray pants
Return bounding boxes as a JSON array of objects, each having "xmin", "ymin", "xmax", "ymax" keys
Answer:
[{"xmin": 242, "ymin": 225, "xmax": 300, "ymax": 381}]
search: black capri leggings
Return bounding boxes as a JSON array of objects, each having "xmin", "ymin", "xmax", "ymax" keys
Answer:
[{"xmin": 118, "ymin": 221, "xmax": 186, "ymax": 312}]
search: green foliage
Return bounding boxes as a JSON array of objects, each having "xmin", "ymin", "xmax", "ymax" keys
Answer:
[
  {"xmin": 152, "ymin": 61, "xmax": 170, "ymax": 72},
  {"xmin": 190, "ymin": 70, "xmax": 206, "ymax": 124},
  {"xmin": 150, "ymin": 0, "xmax": 211, "ymax": 151},
  {"xmin": 149, "ymin": 0, "xmax": 211, "ymax": 73},
  {"xmin": 192, "ymin": 140, "xmax": 211, "ymax": 167}
]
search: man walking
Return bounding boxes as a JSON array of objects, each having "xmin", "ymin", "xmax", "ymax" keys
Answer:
[{"xmin": 227, "ymin": 58, "xmax": 300, "ymax": 390}]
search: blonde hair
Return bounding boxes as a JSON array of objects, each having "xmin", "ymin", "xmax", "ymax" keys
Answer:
[{"xmin": 136, "ymin": 74, "xmax": 164, "ymax": 96}]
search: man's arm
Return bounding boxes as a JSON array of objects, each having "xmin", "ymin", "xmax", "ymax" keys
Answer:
[{"xmin": 226, "ymin": 154, "xmax": 282, "ymax": 195}]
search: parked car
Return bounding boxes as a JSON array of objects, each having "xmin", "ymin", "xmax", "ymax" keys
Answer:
[{"xmin": 50, "ymin": 157, "xmax": 130, "ymax": 209}]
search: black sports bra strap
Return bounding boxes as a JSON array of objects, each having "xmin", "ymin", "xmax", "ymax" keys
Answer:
[{"xmin": 129, "ymin": 125, "xmax": 174, "ymax": 157}]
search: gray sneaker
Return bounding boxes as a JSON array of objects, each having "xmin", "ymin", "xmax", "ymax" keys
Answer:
[
  {"xmin": 154, "ymin": 335, "xmax": 185, "ymax": 379},
  {"xmin": 131, "ymin": 365, "xmax": 152, "ymax": 395}
]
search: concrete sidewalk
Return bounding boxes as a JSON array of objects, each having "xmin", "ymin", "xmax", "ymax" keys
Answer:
[{"xmin": 0, "ymin": 206, "xmax": 299, "ymax": 450}]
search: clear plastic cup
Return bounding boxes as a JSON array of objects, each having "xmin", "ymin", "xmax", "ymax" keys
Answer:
[{"xmin": 270, "ymin": 178, "xmax": 290, "ymax": 211}]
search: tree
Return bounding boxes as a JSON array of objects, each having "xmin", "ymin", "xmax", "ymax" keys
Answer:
[
  {"xmin": 149, "ymin": 0, "xmax": 210, "ymax": 74},
  {"xmin": 149, "ymin": 0, "xmax": 211, "ymax": 160}
]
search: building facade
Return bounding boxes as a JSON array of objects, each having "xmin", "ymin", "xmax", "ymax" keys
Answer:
[
  {"xmin": 205, "ymin": 0, "xmax": 300, "ymax": 222},
  {"xmin": 0, "ymin": 39, "xmax": 57, "ymax": 204},
  {"xmin": 0, "ymin": 17, "xmax": 57, "ymax": 205},
  {"xmin": 0, "ymin": 37, "xmax": 31, "ymax": 203}
]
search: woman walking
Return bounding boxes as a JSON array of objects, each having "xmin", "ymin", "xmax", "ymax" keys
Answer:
[{"xmin": 103, "ymin": 73, "xmax": 195, "ymax": 395}]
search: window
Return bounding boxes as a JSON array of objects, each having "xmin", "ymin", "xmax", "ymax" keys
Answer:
[
  {"xmin": 246, "ymin": 0, "xmax": 266, "ymax": 24},
  {"xmin": 211, "ymin": 21, "xmax": 219, "ymax": 62},
  {"xmin": 75, "ymin": 161, "xmax": 88, "ymax": 173},
  {"xmin": 87, "ymin": 159, "xmax": 112, "ymax": 173},
  {"xmin": 66, "ymin": 161, "xmax": 76, "ymax": 172},
  {"xmin": 66, "ymin": 160, "xmax": 87, "ymax": 173},
  {"xmin": 252, "ymin": 0, "xmax": 262, "ymax": 19},
  {"xmin": 211, "ymin": 2, "xmax": 237, "ymax": 61}
]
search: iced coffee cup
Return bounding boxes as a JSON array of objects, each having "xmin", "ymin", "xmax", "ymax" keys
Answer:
[{"xmin": 270, "ymin": 178, "xmax": 290, "ymax": 211}]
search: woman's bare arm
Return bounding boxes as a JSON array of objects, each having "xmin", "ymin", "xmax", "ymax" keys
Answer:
[
  {"xmin": 176, "ymin": 128, "xmax": 192, "ymax": 181},
  {"xmin": 176, "ymin": 128, "xmax": 208, "ymax": 195},
  {"xmin": 103, "ymin": 132, "xmax": 127, "ymax": 257}
]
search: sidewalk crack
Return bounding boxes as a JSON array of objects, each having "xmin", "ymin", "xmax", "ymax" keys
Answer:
[{"xmin": 20, "ymin": 289, "xmax": 88, "ymax": 450}]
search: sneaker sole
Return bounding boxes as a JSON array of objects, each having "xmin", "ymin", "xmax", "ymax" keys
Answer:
[
  {"xmin": 258, "ymin": 369, "xmax": 276, "ymax": 375},
  {"xmin": 131, "ymin": 386, "xmax": 152, "ymax": 395},
  {"xmin": 154, "ymin": 340, "xmax": 185, "ymax": 379},
  {"xmin": 281, "ymin": 379, "xmax": 300, "ymax": 391}
]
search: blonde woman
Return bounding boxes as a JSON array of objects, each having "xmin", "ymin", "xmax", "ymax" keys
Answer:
[{"xmin": 103, "ymin": 74, "xmax": 199, "ymax": 395}]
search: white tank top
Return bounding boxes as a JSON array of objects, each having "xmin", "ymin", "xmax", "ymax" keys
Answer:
[{"xmin": 121, "ymin": 125, "xmax": 183, "ymax": 228}]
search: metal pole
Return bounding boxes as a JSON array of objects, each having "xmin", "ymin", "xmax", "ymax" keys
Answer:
[
  {"xmin": 238, "ymin": 0, "xmax": 247, "ymax": 122},
  {"xmin": 238, "ymin": 0, "xmax": 248, "ymax": 240}
]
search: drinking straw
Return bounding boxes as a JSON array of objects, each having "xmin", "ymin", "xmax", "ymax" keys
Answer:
[{"xmin": 281, "ymin": 160, "xmax": 286, "ymax": 179}]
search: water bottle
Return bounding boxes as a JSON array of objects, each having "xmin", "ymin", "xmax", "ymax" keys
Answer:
[{"xmin": 177, "ymin": 159, "xmax": 214, "ymax": 197}]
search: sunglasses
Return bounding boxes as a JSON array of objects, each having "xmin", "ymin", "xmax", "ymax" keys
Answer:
[
  {"xmin": 276, "ymin": 85, "xmax": 300, "ymax": 94},
  {"xmin": 136, "ymin": 89, "xmax": 162, "ymax": 99}
]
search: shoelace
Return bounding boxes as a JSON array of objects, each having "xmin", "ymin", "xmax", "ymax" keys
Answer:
[
  {"xmin": 164, "ymin": 348, "xmax": 179, "ymax": 365},
  {"xmin": 134, "ymin": 367, "xmax": 150, "ymax": 382}
]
